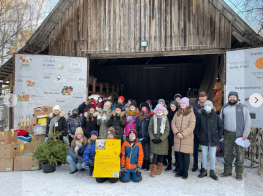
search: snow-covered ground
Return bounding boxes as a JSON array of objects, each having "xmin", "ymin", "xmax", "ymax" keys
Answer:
[{"xmin": 1, "ymin": 156, "xmax": 262, "ymax": 196}]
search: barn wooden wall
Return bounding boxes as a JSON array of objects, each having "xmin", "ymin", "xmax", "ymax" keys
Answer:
[{"xmin": 48, "ymin": 0, "xmax": 231, "ymax": 57}]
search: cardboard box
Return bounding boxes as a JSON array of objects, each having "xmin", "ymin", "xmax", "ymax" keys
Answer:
[
  {"xmin": 31, "ymin": 134, "xmax": 45, "ymax": 142},
  {"xmin": 0, "ymin": 144, "xmax": 17, "ymax": 158},
  {"xmin": 25, "ymin": 125, "xmax": 34, "ymax": 134},
  {"xmin": 34, "ymin": 106, "xmax": 52, "ymax": 118},
  {"xmin": 0, "ymin": 158, "xmax": 13, "ymax": 172},
  {"xmin": 31, "ymin": 118, "xmax": 37, "ymax": 125},
  {"xmin": 15, "ymin": 142, "xmax": 38, "ymax": 156},
  {"xmin": 0, "ymin": 131, "xmax": 18, "ymax": 145},
  {"xmin": 14, "ymin": 156, "xmax": 39, "ymax": 171}
]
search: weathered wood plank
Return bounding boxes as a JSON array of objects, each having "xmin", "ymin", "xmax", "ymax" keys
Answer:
[
  {"xmin": 160, "ymin": 0, "xmax": 165, "ymax": 51},
  {"xmin": 119, "ymin": 0, "xmax": 124, "ymax": 52},
  {"xmin": 145, "ymin": 0, "xmax": 150, "ymax": 52},
  {"xmin": 130, "ymin": 0, "xmax": 135, "ymax": 52},
  {"xmin": 115, "ymin": 0, "xmax": 120, "ymax": 53},
  {"xmin": 219, "ymin": 13, "xmax": 225, "ymax": 48},
  {"xmin": 135, "ymin": 0, "xmax": 140, "ymax": 52}
]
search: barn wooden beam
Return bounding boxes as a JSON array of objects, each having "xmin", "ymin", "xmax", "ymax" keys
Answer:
[
  {"xmin": 232, "ymin": 31, "xmax": 257, "ymax": 46},
  {"xmin": 89, "ymin": 49, "xmax": 226, "ymax": 59}
]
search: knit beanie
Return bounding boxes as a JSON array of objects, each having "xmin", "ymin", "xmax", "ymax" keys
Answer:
[
  {"xmin": 72, "ymin": 108, "xmax": 79, "ymax": 113},
  {"xmin": 158, "ymin": 99, "xmax": 165, "ymax": 104},
  {"xmin": 204, "ymin": 100, "xmax": 214, "ymax": 108},
  {"xmin": 174, "ymin": 94, "xmax": 182, "ymax": 99},
  {"xmin": 128, "ymin": 129, "xmax": 137, "ymax": 137},
  {"xmin": 228, "ymin": 91, "xmax": 238, "ymax": 99},
  {"xmin": 90, "ymin": 130, "xmax": 98, "ymax": 136},
  {"xmin": 115, "ymin": 103, "xmax": 122, "ymax": 110},
  {"xmin": 88, "ymin": 104, "xmax": 95, "ymax": 109},
  {"xmin": 124, "ymin": 103, "xmax": 130, "ymax": 108},
  {"xmin": 170, "ymin": 100, "xmax": 178, "ymax": 108},
  {"xmin": 107, "ymin": 127, "xmax": 116, "ymax": 137},
  {"xmin": 155, "ymin": 104, "xmax": 164, "ymax": 112},
  {"xmin": 75, "ymin": 127, "xmax": 84, "ymax": 135},
  {"xmin": 104, "ymin": 101, "xmax": 112, "ymax": 108},
  {"xmin": 180, "ymin": 97, "xmax": 190, "ymax": 107},
  {"xmin": 53, "ymin": 105, "xmax": 61, "ymax": 112},
  {"xmin": 130, "ymin": 100, "xmax": 137, "ymax": 108},
  {"xmin": 118, "ymin": 96, "xmax": 125, "ymax": 102}
]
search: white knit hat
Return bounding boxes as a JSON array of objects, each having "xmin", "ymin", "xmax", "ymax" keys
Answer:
[{"xmin": 53, "ymin": 105, "xmax": 61, "ymax": 112}]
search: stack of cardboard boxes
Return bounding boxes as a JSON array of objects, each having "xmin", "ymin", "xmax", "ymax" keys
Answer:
[{"xmin": 0, "ymin": 131, "xmax": 39, "ymax": 172}]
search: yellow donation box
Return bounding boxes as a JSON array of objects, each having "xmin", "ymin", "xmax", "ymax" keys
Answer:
[{"xmin": 93, "ymin": 139, "xmax": 121, "ymax": 178}]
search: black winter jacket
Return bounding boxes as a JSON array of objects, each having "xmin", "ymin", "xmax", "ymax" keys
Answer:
[
  {"xmin": 136, "ymin": 114, "xmax": 152, "ymax": 143},
  {"xmin": 196, "ymin": 109, "xmax": 223, "ymax": 147},
  {"xmin": 167, "ymin": 110, "xmax": 176, "ymax": 146},
  {"xmin": 46, "ymin": 112, "xmax": 67, "ymax": 140},
  {"xmin": 81, "ymin": 112, "xmax": 99, "ymax": 138},
  {"xmin": 193, "ymin": 102, "xmax": 203, "ymax": 134},
  {"xmin": 108, "ymin": 111, "xmax": 126, "ymax": 140}
]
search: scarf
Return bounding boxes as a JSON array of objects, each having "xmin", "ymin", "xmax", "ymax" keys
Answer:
[
  {"xmin": 153, "ymin": 114, "xmax": 167, "ymax": 135},
  {"xmin": 74, "ymin": 138, "xmax": 83, "ymax": 154},
  {"xmin": 49, "ymin": 115, "xmax": 61, "ymax": 135},
  {"xmin": 128, "ymin": 109, "xmax": 140, "ymax": 116},
  {"xmin": 138, "ymin": 111, "xmax": 151, "ymax": 121},
  {"xmin": 213, "ymin": 90, "xmax": 219, "ymax": 98}
]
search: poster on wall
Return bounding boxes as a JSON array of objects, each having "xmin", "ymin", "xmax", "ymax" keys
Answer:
[
  {"xmin": 226, "ymin": 47, "xmax": 263, "ymax": 128},
  {"xmin": 14, "ymin": 54, "xmax": 87, "ymax": 129}
]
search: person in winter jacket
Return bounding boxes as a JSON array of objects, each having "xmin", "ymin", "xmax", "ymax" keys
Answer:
[
  {"xmin": 124, "ymin": 103, "xmax": 130, "ymax": 113},
  {"xmin": 174, "ymin": 94, "xmax": 182, "ymax": 104},
  {"xmin": 83, "ymin": 130, "xmax": 98, "ymax": 176},
  {"xmin": 46, "ymin": 105, "xmax": 67, "ymax": 142},
  {"xmin": 67, "ymin": 108, "xmax": 83, "ymax": 146},
  {"xmin": 96, "ymin": 128, "xmax": 120, "ymax": 183},
  {"xmin": 108, "ymin": 104, "xmax": 126, "ymax": 142},
  {"xmin": 111, "ymin": 96, "xmax": 126, "ymax": 111},
  {"xmin": 148, "ymin": 104, "xmax": 170, "ymax": 177},
  {"xmin": 97, "ymin": 101, "xmax": 112, "ymax": 139},
  {"xmin": 192, "ymin": 91, "xmax": 208, "ymax": 172},
  {"xmin": 78, "ymin": 98, "xmax": 97, "ymax": 117},
  {"xmin": 165, "ymin": 101, "xmax": 179, "ymax": 172},
  {"xmin": 81, "ymin": 104, "xmax": 99, "ymax": 138},
  {"xmin": 136, "ymin": 102, "xmax": 152, "ymax": 171},
  {"xmin": 125, "ymin": 100, "xmax": 140, "ymax": 136},
  {"xmin": 151, "ymin": 99, "xmax": 169, "ymax": 116},
  {"xmin": 120, "ymin": 129, "xmax": 144, "ymax": 183},
  {"xmin": 196, "ymin": 100, "xmax": 223, "ymax": 180},
  {"xmin": 67, "ymin": 127, "xmax": 87, "ymax": 174},
  {"xmin": 146, "ymin": 99, "xmax": 153, "ymax": 112},
  {"xmin": 172, "ymin": 97, "xmax": 196, "ymax": 179}
]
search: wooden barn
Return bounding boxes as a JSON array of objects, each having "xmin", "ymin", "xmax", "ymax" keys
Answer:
[{"xmin": 1, "ymin": 0, "xmax": 263, "ymax": 105}]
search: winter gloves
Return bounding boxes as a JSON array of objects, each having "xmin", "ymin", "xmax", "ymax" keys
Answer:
[
  {"xmin": 110, "ymin": 115, "xmax": 120, "ymax": 120},
  {"xmin": 135, "ymin": 165, "xmax": 142, "ymax": 177},
  {"xmin": 152, "ymin": 139, "xmax": 162, "ymax": 144},
  {"xmin": 121, "ymin": 165, "xmax": 127, "ymax": 177}
]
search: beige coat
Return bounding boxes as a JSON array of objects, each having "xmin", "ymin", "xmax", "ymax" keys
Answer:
[{"xmin": 171, "ymin": 107, "xmax": 196, "ymax": 154}]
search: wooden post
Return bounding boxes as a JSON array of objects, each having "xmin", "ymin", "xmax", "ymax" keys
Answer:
[
  {"xmin": 106, "ymin": 83, "xmax": 109, "ymax": 96},
  {"xmin": 100, "ymin": 83, "xmax": 103, "ymax": 93},
  {"xmin": 86, "ymin": 55, "xmax": 90, "ymax": 102},
  {"xmin": 11, "ymin": 54, "xmax": 15, "ymax": 129},
  {"xmin": 112, "ymin": 84, "xmax": 114, "ymax": 93},
  {"xmin": 92, "ymin": 78, "xmax": 97, "ymax": 93}
]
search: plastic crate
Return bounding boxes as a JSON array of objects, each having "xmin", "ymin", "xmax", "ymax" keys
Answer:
[{"xmin": 33, "ymin": 125, "xmax": 46, "ymax": 135}]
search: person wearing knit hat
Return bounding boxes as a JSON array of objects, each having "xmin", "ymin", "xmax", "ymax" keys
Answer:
[
  {"xmin": 146, "ymin": 99, "xmax": 153, "ymax": 112},
  {"xmin": 148, "ymin": 103, "xmax": 170, "ymax": 177},
  {"xmin": 120, "ymin": 128, "xmax": 144, "ymax": 183},
  {"xmin": 46, "ymin": 105, "xmax": 67, "ymax": 146},
  {"xmin": 124, "ymin": 103, "xmax": 130, "ymax": 113},
  {"xmin": 67, "ymin": 108, "xmax": 83, "ymax": 146},
  {"xmin": 196, "ymin": 100, "xmax": 223, "ymax": 180},
  {"xmin": 171, "ymin": 97, "xmax": 196, "ymax": 179},
  {"xmin": 158, "ymin": 99, "xmax": 165, "ymax": 106},
  {"xmin": 192, "ymin": 91, "xmax": 208, "ymax": 172},
  {"xmin": 152, "ymin": 102, "xmax": 168, "ymax": 116},
  {"xmin": 125, "ymin": 101, "xmax": 140, "ymax": 137},
  {"xmin": 97, "ymin": 101, "xmax": 112, "ymax": 139},
  {"xmin": 164, "ymin": 100, "xmax": 179, "ymax": 172},
  {"xmin": 83, "ymin": 130, "xmax": 98, "ymax": 176},
  {"xmin": 82, "ymin": 104, "xmax": 99, "ymax": 138},
  {"xmin": 67, "ymin": 127, "xmax": 88, "ymax": 174},
  {"xmin": 136, "ymin": 102, "xmax": 152, "ymax": 171},
  {"xmin": 174, "ymin": 94, "xmax": 182, "ymax": 104},
  {"xmin": 110, "ymin": 96, "xmax": 126, "ymax": 111},
  {"xmin": 107, "ymin": 127, "xmax": 116, "ymax": 139}
]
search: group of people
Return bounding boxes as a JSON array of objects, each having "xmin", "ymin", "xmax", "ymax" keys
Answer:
[{"xmin": 45, "ymin": 91, "xmax": 251, "ymax": 183}]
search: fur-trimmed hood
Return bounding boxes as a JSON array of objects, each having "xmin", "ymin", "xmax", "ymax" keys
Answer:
[
  {"xmin": 84, "ymin": 111, "xmax": 99, "ymax": 118},
  {"xmin": 111, "ymin": 111, "xmax": 126, "ymax": 118},
  {"xmin": 49, "ymin": 111, "xmax": 66, "ymax": 118},
  {"xmin": 153, "ymin": 107, "xmax": 168, "ymax": 116},
  {"xmin": 198, "ymin": 107, "xmax": 216, "ymax": 114},
  {"xmin": 176, "ymin": 106, "xmax": 193, "ymax": 116}
]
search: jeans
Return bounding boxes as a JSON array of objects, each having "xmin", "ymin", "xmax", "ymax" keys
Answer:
[
  {"xmin": 200, "ymin": 145, "xmax": 217, "ymax": 170},
  {"xmin": 193, "ymin": 135, "xmax": 199, "ymax": 163},
  {"xmin": 67, "ymin": 155, "xmax": 82, "ymax": 171}
]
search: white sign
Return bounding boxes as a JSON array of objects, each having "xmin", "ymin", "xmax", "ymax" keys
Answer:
[
  {"xmin": 226, "ymin": 47, "xmax": 263, "ymax": 128},
  {"xmin": 14, "ymin": 54, "xmax": 87, "ymax": 128}
]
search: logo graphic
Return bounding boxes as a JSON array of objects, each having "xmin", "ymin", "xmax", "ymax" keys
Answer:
[
  {"xmin": 17, "ymin": 94, "xmax": 30, "ymax": 102},
  {"xmin": 26, "ymin": 80, "xmax": 36, "ymax": 86},
  {"xmin": 4, "ymin": 93, "xmax": 18, "ymax": 107},
  {"xmin": 61, "ymin": 86, "xmax": 73, "ymax": 95},
  {"xmin": 19, "ymin": 56, "xmax": 32, "ymax": 64},
  {"xmin": 255, "ymin": 58, "xmax": 263, "ymax": 69}
]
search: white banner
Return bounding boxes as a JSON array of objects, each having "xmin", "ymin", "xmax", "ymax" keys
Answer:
[
  {"xmin": 226, "ymin": 47, "xmax": 263, "ymax": 128},
  {"xmin": 14, "ymin": 54, "xmax": 87, "ymax": 129}
]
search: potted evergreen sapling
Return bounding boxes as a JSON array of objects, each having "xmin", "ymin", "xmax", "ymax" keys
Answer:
[{"xmin": 33, "ymin": 130, "xmax": 68, "ymax": 173}]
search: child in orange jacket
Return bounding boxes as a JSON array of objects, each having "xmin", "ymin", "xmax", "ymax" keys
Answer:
[{"xmin": 120, "ymin": 129, "xmax": 144, "ymax": 183}]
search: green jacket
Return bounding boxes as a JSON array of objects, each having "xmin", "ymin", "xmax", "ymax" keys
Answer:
[{"xmin": 148, "ymin": 116, "xmax": 170, "ymax": 155}]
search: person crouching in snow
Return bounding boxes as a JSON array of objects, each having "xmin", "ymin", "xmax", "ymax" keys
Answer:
[
  {"xmin": 67, "ymin": 127, "xmax": 87, "ymax": 174},
  {"xmin": 83, "ymin": 130, "xmax": 98, "ymax": 176},
  {"xmin": 96, "ymin": 127, "xmax": 120, "ymax": 183},
  {"xmin": 120, "ymin": 129, "xmax": 144, "ymax": 183},
  {"xmin": 148, "ymin": 104, "xmax": 170, "ymax": 177}
]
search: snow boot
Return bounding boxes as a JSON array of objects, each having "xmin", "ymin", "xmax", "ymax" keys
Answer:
[
  {"xmin": 89, "ymin": 166, "xmax": 94, "ymax": 176},
  {"xmin": 156, "ymin": 162, "xmax": 163, "ymax": 175},
  {"xmin": 210, "ymin": 170, "xmax": 218, "ymax": 180},
  {"xmin": 69, "ymin": 169, "xmax": 78, "ymax": 174},
  {"xmin": 144, "ymin": 160, "xmax": 150, "ymax": 171},
  {"xmin": 173, "ymin": 167, "xmax": 179, "ymax": 173},
  {"xmin": 150, "ymin": 164, "xmax": 157, "ymax": 177},
  {"xmin": 198, "ymin": 168, "xmax": 207, "ymax": 178},
  {"xmin": 236, "ymin": 174, "xmax": 242, "ymax": 181},
  {"xmin": 165, "ymin": 163, "xmax": 172, "ymax": 171},
  {"xmin": 192, "ymin": 162, "xmax": 198, "ymax": 172},
  {"xmin": 220, "ymin": 171, "xmax": 232, "ymax": 177}
]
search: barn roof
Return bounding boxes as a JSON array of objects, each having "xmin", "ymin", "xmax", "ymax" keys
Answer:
[{"xmin": 0, "ymin": 0, "xmax": 262, "ymax": 83}]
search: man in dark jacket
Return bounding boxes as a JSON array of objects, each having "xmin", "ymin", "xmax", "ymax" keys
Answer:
[
  {"xmin": 192, "ymin": 91, "xmax": 207, "ymax": 172},
  {"xmin": 196, "ymin": 100, "xmax": 223, "ymax": 180}
]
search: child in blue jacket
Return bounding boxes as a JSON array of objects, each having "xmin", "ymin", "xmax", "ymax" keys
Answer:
[{"xmin": 83, "ymin": 130, "xmax": 98, "ymax": 176}]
